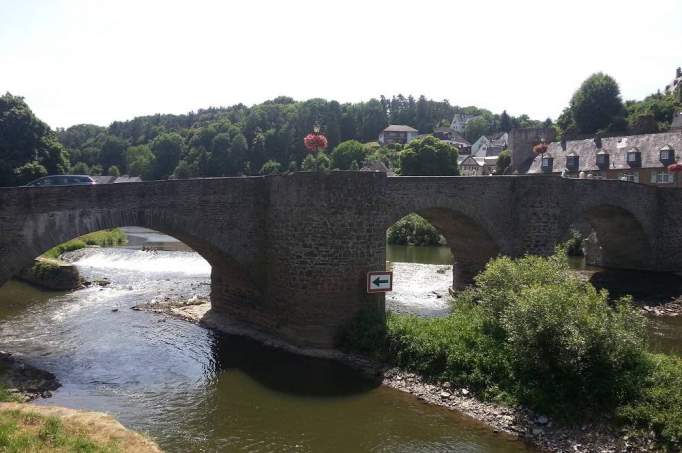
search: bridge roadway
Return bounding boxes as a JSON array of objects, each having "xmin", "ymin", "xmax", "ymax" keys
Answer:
[{"xmin": 1, "ymin": 173, "xmax": 680, "ymax": 349}]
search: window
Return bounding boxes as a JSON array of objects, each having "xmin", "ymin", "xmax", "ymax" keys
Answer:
[
  {"xmin": 566, "ymin": 155, "xmax": 579, "ymax": 171},
  {"xmin": 596, "ymin": 151, "xmax": 609, "ymax": 168},
  {"xmin": 650, "ymin": 171, "xmax": 674, "ymax": 184},
  {"xmin": 622, "ymin": 172, "xmax": 639, "ymax": 183}
]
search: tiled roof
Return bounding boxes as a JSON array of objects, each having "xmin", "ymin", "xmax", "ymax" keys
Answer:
[
  {"xmin": 527, "ymin": 131, "xmax": 682, "ymax": 173},
  {"xmin": 383, "ymin": 124, "xmax": 418, "ymax": 132}
]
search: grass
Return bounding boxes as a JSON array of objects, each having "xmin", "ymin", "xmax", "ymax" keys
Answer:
[
  {"xmin": 0, "ymin": 409, "xmax": 121, "ymax": 452},
  {"xmin": 339, "ymin": 250, "xmax": 682, "ymax": 451},
  {"xmin": 42, "ymin": 229, "xmax": 127, "ymax": 260}
]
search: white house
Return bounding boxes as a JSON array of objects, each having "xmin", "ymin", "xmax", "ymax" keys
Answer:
[{"xmin": 378, "ymin": 125, "xmax": 419, "ymax": 145}]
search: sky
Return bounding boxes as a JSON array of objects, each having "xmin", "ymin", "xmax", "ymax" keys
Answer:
[{"xmin": 1, "ymin": 0, "xmax": 681, "ymax": 129}]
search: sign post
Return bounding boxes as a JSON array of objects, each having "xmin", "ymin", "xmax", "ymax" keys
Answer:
[{"xmin": 367, "ymin": 271, "xmax": 393, "ymax": 293}]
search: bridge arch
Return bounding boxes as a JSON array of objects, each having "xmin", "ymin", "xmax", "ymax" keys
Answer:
[
  {"xmin": 1, "ymin": 207, "xmax": 262, "ymax": 310},
  {"xmin": 384, "ymin": 206, "xmax": 501, "ymax": 289},
  {"xmin": 569, "ymin": 204, "xmax": 654, "ymax": 270}
]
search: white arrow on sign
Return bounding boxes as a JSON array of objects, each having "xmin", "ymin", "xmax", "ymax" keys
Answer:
[{"xmin": 367, "ymin": 271, "xmax": 393, "ymax": 293}]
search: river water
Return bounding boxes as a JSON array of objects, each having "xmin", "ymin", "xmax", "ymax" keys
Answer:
[{"xmin": 0, "ymin": 231, "xmax": 538, "ymax": 453}]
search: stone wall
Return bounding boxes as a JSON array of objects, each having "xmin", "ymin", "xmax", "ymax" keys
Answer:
[{"xmin": 1, "ymin": 174, "xmax": 682, "ymax": 350}]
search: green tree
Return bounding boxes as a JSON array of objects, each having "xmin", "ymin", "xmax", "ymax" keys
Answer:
[
  {"xmin": 259, "ymin": 160, "xmax": 282, "ymax": 175},
  {"xmin": 173, "ymin": 160, "xmax": 195, "ymax": 179},
  {"xmin": 464, "ymin": 117, "xmax": 490, "ymax": 142},
  {"xmin": 70, "ymin": 161, "xmax": 90, "ymax": 175},
  {"xmin": 330, "ymin": 140, "xmax": 367, "ymax": 170},
  {"xmin": 399, "ymin": 136, "xmax": 458, "ymax": 176},
  {"xmin": 150, "ymin": 132, "xmax": 184, "ymax": 179},
  {"xmin": 499, "ymin": 110, "xmax": 512, "ymax": 132},
  {"xmin": 569, "ymin": 73, "xmax": 626, "ymax": 134},
  {"xmin": 496, "ymin": 149, "xmax": 511, "ymax": 174},
  {"xmin": 107, "ymin": 165, "xmax": 120, "ymax": 177},
  {"xmin": 0, "ymin": 92, "xmax": 69, "ymax": 186},
  {"xmin": 99, "ymin": 135, "xmax": 128, "ymax": 173},
  {"xmin": 126, "ymin": 145, "xmax": 153, "ymax": 178}
]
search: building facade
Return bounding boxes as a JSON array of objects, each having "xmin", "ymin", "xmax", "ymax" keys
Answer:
[
  {"xmin": 527, "ymin": 132, "xmax": 682, "ymax": 187},
  {"xmin": 378, "ymin": 125, "xmax": 419, "ymax": 145}
]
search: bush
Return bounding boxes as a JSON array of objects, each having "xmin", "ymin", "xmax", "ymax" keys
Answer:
[
  {"xmin": 43, "ymin": 229, "xmax": 127, "ymax": 259},
  {"xmin": 399, "ymin": 136, "xmax": 458, "ymax": 176},
  {"xmin": 330, "ymin": 140, "xmax": 367, "ymax": 170},
  {"xmin": 387, "ymin": 213, "xmax": 443, "ymax": 246},
  {"xmin": 259, "ymin": 160, "xmax": 282, "ymax": 175},
  {"xmin": 565, "ymin": 229, "xmax": 584, "ymax": 256}
]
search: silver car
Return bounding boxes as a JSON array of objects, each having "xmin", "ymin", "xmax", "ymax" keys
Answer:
[{"xmin": 25, "ymin": 175, "xmax": 96, "ymax": 187}]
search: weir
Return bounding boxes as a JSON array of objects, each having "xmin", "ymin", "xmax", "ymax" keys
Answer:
[{"xmin": 1, "ymin": 172, "xmax": 681, "ymax": 349}]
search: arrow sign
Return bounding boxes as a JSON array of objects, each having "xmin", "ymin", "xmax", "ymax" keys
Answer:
[{"xmin": 367, "ymin": 271, "xmax": 393, "ymax": 293}]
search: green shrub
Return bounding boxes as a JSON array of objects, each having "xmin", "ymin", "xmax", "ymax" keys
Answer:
[
  {"xmin": 565, "ymin": 229, "xmax": 584, "ymax": 256},
  {"xmin": 387, "ymin": 213, "xmax": 443, "ymax": 246},
  {"xmin": 618, "ymin": 353, "xmax": 682, "ymax": 449}
]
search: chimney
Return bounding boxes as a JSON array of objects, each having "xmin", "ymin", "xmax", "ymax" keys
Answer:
[
  {"xmin": 677, "ymin": 67, "xmax": 682, "ymax": 78},
  {"xmin": 560, "ymin": 135, "xmax": 567, "ymax": 151}
]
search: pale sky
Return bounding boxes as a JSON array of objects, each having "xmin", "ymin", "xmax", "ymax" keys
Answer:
[{"xmin": 1, "ymin": 0, "xmax": 681, "ymax": 129}]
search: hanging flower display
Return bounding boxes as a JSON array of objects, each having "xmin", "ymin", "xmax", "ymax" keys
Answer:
[
  {"xmin": 533, "ymin": 142, "xmax": 548, "ymax": 155},
  {"xmin": 304, "ymin": 133, "xmax": 328, "ymax": 153},
  {"xmin": 668, "ymin": 163, "xmax": 682, "ymax": 173}
]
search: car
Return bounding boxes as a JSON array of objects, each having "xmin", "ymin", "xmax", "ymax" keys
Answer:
[{"xmin": 24, "ymin": 175, "xmax": 96, "ymax": 187}]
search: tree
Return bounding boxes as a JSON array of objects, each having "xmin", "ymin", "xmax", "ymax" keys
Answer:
[
  {"xmin": 464, "ymin": 117, "xmax": 490, "ymax": 142},
  {"xmin": 499, "ymin": 110, "xmax": 512, "ymax": 132},
  {"xmin": 0, "ymin": 92, "xmax": 69, "ymax": 186},
  {"xmin": 399, "ymin": 136, "xmax": 458, "ymax": 176},
  {"xmin": 496, "ymin": 149, "xmax": 511, "ymax": 175},
  {"xmin": 330, "ymin": 140, "xmax": 367, "ymax": 170},
  {"xmin": 259, "ymin": 160, "xmax": 282, "ymax": 175},
  {"xmin": 150, "ymin": 132, "xmax": 184, "ymax": 179},
  {"xmin": 71, "ymin": 161, "xmax": 90, "ymax": 174},
  {"xmin": 569, "ymin": 73, "xmax": 626, "ymax": 134},
  {"xmin": 99, "ymin": 135, "xmax": 128, "ymax": 173},
  {"xmin": 126, "ymin": 144, "xmax": 153, "ymax": 178},
  {"xmin": 173, "ymin": 160, "xmax": 195, "ymax": 179},
  {"xmin": 107, "ymin": 165, "xmax": 120, "ymax": 177}
]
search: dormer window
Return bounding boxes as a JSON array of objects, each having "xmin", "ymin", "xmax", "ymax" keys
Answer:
[
  {"xmin": 541, "ymin": 154, "xmax": 554, "ymax": 173},
  {"xmin": 627, "ymin": 148, "xmax": 642, "ymax": 167},
  {"xmin": 596, "ymin": 149, "xmax": 610, "ymax": 169},
  {"xmin": 660, "ymin": 145, "xmax": 675, "ymax": 164},
  {"xmin": 566, "ymin": 152, "xmax": 579, "ymax": 172}
]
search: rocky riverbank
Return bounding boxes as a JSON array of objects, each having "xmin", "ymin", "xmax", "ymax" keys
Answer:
[
  {"xmin": 16, "ymin": 257, "xmax": 82, "ymax": 291},
  {"xmin": 0, "ymin": 351, "xmax": 60, "ymax": 401},
  {"xmin": 382, "ymin": 369, "xmax": 659, "ymax": 453}
]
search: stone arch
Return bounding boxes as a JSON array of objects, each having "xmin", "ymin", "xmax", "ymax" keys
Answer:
[
  {"xmin": 1, "ymin": 208, "xmax": 261, "ymax": 310},
  {"xmin": 576, "ymin": 204, "xmax": 653, "ymax": 270},
  {"xmin": 385, "ymin": 207, "xmax": 500, "ymax": 289}
]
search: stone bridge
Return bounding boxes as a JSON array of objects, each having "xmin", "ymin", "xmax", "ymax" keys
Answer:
[{"xmin": 1, "ymin": 173, "xmax": 681, "ymax": 350}]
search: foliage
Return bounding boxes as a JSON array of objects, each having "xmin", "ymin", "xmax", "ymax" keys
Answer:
[
  {"xmin": 149, "ymin": 132, "xmax": 184, "ymax": 179},
  {"xmin": 106, "ymin": 165, "xmax": 120, "ymax": 177},
  {"xmin": 0, "ymin": 92, "xmax": 69, "ymax": 186},
  {"xmin": 42, "ymin": 229, "xmax": 127, "ymax": 259},
  {"xmin": 343, "ymin": 251, "xmax": 654, "ymax": 421},
  {"xmin": 0, "ymin": 409, "xmax": 122, "ymax": 452},
  {"xmin": 495, "ymin": 149, "xmax": 511, "ymax": 174},
  {"xmin": 618, "ymin": 353, "xmax": 682, "ymax": 449},
  {"xmin": 399, "ymin": 136, "xmax": 458, "ymax": 176},
  {"xmin": 464, "ymin": 117, "xmax": 491, "ymax": 142},
  {"xmin": 70, "ymin": 162, "xmax": 90, "ymax": 175},
  {"xmin": 565, "ymin": 229, "xmax": 584, "ymax": 256},
  {"xmin": 386, "ymin": 213, "xmax": 442, "ymax": 246},
  {"xmin": 126, "ymin": 145, "xmax": 153, "ymax": 177},
  {"xmin": 567, "ymin": 73, "xmax": 627, "ymax": 135},
  {"xmin": 330, "ymin": 140, "xmax": 367, "ymax": 170},
  {"xmin": 625, "ymin": 91, "xmax": 682, "ymax": 134},
  {"xmin": 259, "ymin": 160, "xmax": 282, "ymax": 175},
  {"xmin": 336, "ymin": 306, "xmax": 387, "ymax": 360},
  {"xmin": 302, "ymin": 152, "xmax": 330, "ymax": 172}
]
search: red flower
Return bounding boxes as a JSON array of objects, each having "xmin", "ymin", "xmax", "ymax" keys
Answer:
[
  {"xmin": 304, "ymin": 133, "xmax": 328, "ymax": 153},
  {"xmin": 533, "ymin": 143, "xmax": 548, "ymax": 155},
  {"xmin": 668, "ymin": 163, "xmax": 682, "ymax": 172}
]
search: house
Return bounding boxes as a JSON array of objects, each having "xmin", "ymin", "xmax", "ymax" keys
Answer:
[
  {"xmin": 665, "ymin": 67, "xmax": 682, "ymax": 94},
  {"xmin": 378, "ymin": 125, "xmax": 419, "ymax": 145},
  {"xmin": 672, "ymin": 112, "xmax": 682, "ymax": 132},
  {"xmin": 471, "ymin": 132, "xmax": 508, "ymax": 156},
  {"xmin": 433, "ymin": 127, "xmax": 472, "ymax": 153},
  {"xmin": 450, "ymin": 113, "xmax": 480, "ymax": 134},
  {"xmin": 458, "ymin": 155, "xmax": 497, "ymax": 176},
  {"xmin": 526, "ymin": 131, "xmax": 682, "ymax": 187}
]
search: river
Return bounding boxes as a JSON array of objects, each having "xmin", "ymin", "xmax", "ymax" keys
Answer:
[{"xmin": 0, "ymin": 230, "xmax": 538, "ymax": 453}]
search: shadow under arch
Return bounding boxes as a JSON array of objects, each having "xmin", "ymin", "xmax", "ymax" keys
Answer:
[
  {"xmin": 579, "ymin": 204, "xmax": 653, "ymax": 270},
  {"xmin": 387, "ymin": 207, "xmax": 501, "ymax": 290}
]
